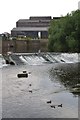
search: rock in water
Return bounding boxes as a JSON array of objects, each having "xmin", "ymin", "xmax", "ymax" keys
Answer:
[
  {"xmin": 17, "ymin": 73, "xmax": 28, "ymax": 78},
  {"xmin": 58, "ymin": 104, "xmax": 62, "ymax": 107},
  {"xmin": 6, "ymin": 60, "xmax": 10, "ymax": 64},
  {"xmin": 47, "ymin": 100, "xmax": 52, "ymax": 104},
  {"xmin": 23, "ymin": 71, "xmax": 27, "ymax": 73},
  {"xmin": 50, "ymin": 105, "xmax": 55, "ymax": 108},
  {"xmin": 10, "ymin": 61, "xmax": 15, "ymax": 65}
]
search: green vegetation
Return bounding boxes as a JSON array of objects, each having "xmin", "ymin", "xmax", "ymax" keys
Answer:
[
  {"xmin": 50, "ymin": 63, "xmax": 80, "ymax": 95},
  {"xmin": 48, "ymin": 10, "xmax": 80, "ymax": 52},
  {"xmin": 16, "ymin": 36, "xmax": 32, "ymax": 40}
]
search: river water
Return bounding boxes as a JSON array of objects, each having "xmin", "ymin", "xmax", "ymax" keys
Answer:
[{"xmin": 1, "ymin": 53, "xmax": 80, "ymax": 118}]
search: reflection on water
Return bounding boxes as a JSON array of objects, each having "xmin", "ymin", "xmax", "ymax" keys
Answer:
[{"xmin": 2, "ymin": 63, "xmax": 78, "ymax": 118}]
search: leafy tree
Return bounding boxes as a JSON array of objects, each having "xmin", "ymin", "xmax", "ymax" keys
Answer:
[{"xmin": 48, "ymin": 10, "xmax": 80, "ymax": 52}]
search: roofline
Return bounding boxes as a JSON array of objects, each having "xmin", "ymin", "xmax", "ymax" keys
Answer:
[{"xmin": 11, "ymin": 27, "xmax": 49, "ymax": 32}]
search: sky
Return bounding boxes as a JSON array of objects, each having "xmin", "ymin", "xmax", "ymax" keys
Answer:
[{"xmin": 0, "ymin": 0, "xmax": 79, "ymax": 34}]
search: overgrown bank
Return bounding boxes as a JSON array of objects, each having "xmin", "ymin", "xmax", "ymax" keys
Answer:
[
  {"xmin": 48, "ymin": 10, "xmax": 80, "ymax": 52},
  {"xmin": 50, "ymin": 63, "xmax": 80, "ymax": 95}
]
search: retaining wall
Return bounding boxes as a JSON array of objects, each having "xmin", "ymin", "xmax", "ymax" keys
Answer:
[{"xmin": 2, "ymin": 39, "xmax": 48, "ymax": 54}]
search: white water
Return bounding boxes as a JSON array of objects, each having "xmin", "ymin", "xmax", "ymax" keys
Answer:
[
  {"xmin": 0, "ymin": 55, "xmax": 2, "ymax": 119},
  {"xmin": 0, "ymin": 55, "xmax": 7, "ymax": 68},
  {"xmin": 61, "ymin": 53, "xmax": 79, "ymax": 63},
  {"xmin": 24, "ymin": 55, "xmax": 47, "ymax": 65},
  {"xmin": 19, "ymin": 53, "xmax": 79, "ymax": 65},
  {"xmin": 0, "ymin": 53, "xmax": 79, "ymax": 67}
]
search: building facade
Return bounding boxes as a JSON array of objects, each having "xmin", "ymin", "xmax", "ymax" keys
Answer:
[
  {"xmin": 0, "ymin": 34, "xmax": 2, "ymax": 54},
  {"xmin": 78, "ymin": 1, "xmax": 80, "ymax": 10},
  {"xmin": 11, "ymin": 16, "xmax": 52, "ymax": 39}
]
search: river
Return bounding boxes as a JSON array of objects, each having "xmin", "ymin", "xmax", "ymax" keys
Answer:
[{"xmin": 1, "ymin": 53, "xmax": 80, "ymax": 118}]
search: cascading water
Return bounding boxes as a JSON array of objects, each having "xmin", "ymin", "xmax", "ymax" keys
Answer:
[
  {"xmin": 9, "ymin": 53, "xmax": 79, "ymax": 65},
  {"xmin": 0, "ymin": 55, "xmax": 7, "ymax": 68}
]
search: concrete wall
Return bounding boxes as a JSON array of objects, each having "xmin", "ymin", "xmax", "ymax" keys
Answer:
[
  {"xmin": 2, "ymin": 40, "xmax": 16, "ymax": 54},
  {"xmin": 2, "ymin": 39, "xmax": 48, "ymax": 54},
  {"xmin": 16, "ymin": 21, "xmax": 50, "ymax": 27},
  {"xmin": 0, "ymin": 35, "xmax": 2, "ymax": 54},
  {"xmin": 11, "ymin": 30, "xmax": 48, "ymax": 39},
  {"xmin": 78, "ymin": 1, "xmax": 80, "ymax": 10},
  {"xmin": 0, "ymin": 40, "xmax": 2, "ymax": 54},
  {"xmin": 40, "ymin": 39, "xmax": 48, "ymax": 52},
  {"xmin": 30, "ymin": 16, "xmax": 51, "ymax": 20}
]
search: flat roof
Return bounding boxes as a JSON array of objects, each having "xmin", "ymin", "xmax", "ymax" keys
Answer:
[
  {"xmin": 17, "ymin": 19, "xmax": 51, "ymax": 23},
  {"xmin": 30, "ymin": 16, "xmax": 52, "ymax": 20},
  {"xmin": 12, "ymin": 27, "xmax": 49, "ymax": 32}
]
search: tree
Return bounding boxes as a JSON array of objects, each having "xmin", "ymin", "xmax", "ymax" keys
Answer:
[{"xmin": 48, "ymin": 10, "xmax": 80, "ymax": 52}]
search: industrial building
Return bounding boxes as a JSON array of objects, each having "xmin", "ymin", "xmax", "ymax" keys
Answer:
[
  {"xmin": 11, "ymin": 16, "xmax": 52, "ymax": 39},
  {"xmin": 78, "ymin": 1, "xmax": 80, "ymax": 10}
]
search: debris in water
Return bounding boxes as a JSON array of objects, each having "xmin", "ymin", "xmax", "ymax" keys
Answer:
[
  {"xmin": 17, "ymin": 73, "xmax": 28, "ymax": 78},
  {"xmin": 58, "ymin": 104, "xmax": 62, "ymax": 107},
  {"xmin": 61, "ymin": 59, "xmax": 65, "ymax": 62},
  {"xmin": 23, "ymin": 71, "xmax": 27, "ymax": 73},
  {"xmin": 50, "ymin": 105, "xmax": 55, "ymax": 108},
  {"xmin": 47, "ymin": 100, "xmax": 52, "ymax": 104},
  {"xmin": 28, "ymin": 72, "xmax": 31, "ymax": 74},
  {"xmin": 29, "ymin": 90, "xmax": 32, "ymax": 93},
  {"xmin": 29, "ymin": 84, "xmax": 32, "ymax": 86},
  {"xmin": 23, "ymin": 71, "xmax": 31, "ymax": 74}
]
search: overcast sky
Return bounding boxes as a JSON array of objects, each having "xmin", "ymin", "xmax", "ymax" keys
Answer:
[{"xmin": 0, "ymin": 0, "xmax": 79, "ymax": 34}]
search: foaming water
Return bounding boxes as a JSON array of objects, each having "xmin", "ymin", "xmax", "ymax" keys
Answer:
[
  {"xmin": 0, "ymin": 55, "xmax": 7, "ymax": 68},
  {"xmin": 12, "ymin": 53, "xmax": 79, "ymax": 65},
  {"xmin": 61, "ymin": 53, "xmax": 79, "ymax": 63}
]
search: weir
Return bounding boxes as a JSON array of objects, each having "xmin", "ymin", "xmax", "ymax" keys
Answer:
[{"xmin": 3, "ymin": 53, "xmax": 79, "ymax": 66}]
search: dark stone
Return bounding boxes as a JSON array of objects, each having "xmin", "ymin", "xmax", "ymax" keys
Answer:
[
  {"xmin": 58, "ymin": 104, "xmax": 62, "ymax": 107},
  {"xmin": 50, "ymin": 105, "xmax": 55, "ymax": 108},
  {"xmin": 47, "ymin": 100, "xmax": 51, "ymax": 104},
  {"xmin": 29, "ymin": 84, "xmax": 32, "ymax": 86},
  {"xmin": 61, "ymin": 59, "xmax": 65, "ymax": 62},
  {"xmin": 17, "ymin": 73, "xmax": 28, "ymax": 78},
  {"xmin": 23, "ymin": 71, "xmax": 27, "ymax": 73},
  {"xmin": 6, "ymin": 60, "xmax": 10, "ymax": 64},
  {"xmin": 29, "ymin": 90, "xmax": 32, "ymax": 93},
  {"xmin": 10, "ymin": 61, "xmax": 15, "ymax": 65}
]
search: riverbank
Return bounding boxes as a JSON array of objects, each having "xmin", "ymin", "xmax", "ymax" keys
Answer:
[{"xmin": 50, "ymin": 62, "xmax": 80, "ymax": 94}]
